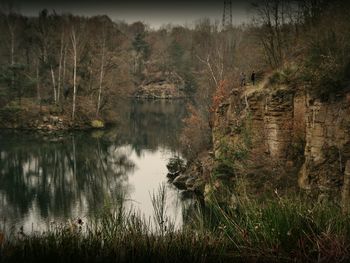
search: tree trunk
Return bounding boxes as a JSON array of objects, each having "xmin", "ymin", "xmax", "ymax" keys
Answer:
[
  {"xmin": 10, "ymin": 28, "xmax": 15, "ymax": 92},
  {"xmin": 57, "ymin": 33, "xmax": 64, "ymax": 103},
  {"xmin": 10, "ymin": 29, "xmax": 14, "ymax": 66},
  {"xmin": 96, "ymin": 36, "xmax": 106, "ymax": 117},
  {"xmin": 36, "ymin": 62, "xmax": 43, "ymax": 112},
  {"xmin": 50, "ymin": 65, "xmax": 57, "ymax": 104},
  {"xmin": 36, "ymin": 62, "xmax": 41, "ymax": 101},
  {"xmin": 62, "ymin": 47, "xmax": 67, "ymax": 94},
  {"xmin": 71, "ymin": 28, "xmax": 77, "ymax": 121}
]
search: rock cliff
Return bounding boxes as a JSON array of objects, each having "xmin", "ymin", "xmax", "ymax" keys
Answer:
[
  {"xmin": 213, "ymin": 84, "xmax": 350, "ymax": 195},
  {"xmin": 134, "ymin": 71, "xmax": 186, "ymax": 99}
]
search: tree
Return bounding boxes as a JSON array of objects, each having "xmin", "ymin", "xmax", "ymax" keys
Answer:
[
  {"xmin": 252, "ymin": 0, "xmax": 299, "ymax": 68},
  {"xmin": 132, "ymin": 28, "xmax": 149, "ymax": 77},
  {"xmin": 0, "ymin": 63, "xmax": 34, "ymax": 105},
  {"xmin": 96, "ymin": 24, "xmax": 106, "ymax": 118},
  {"xmin": 70, "ymin": 24, "xmax": 78, "ymax": 121}
]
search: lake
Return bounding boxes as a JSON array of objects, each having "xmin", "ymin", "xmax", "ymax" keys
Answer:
[{"xmin": 0, "ymin": 99, "xmax": 190, "ymax": 234}]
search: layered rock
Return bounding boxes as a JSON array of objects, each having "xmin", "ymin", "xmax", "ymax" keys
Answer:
[
  {"xmin": 214, "ymin": 86, "xmax": 297, "ymax": 165},
  {"xmin": 134, "ymin": 71, "xmax": 186, "ymax": 99},
  {"xmin": 298, "ymin": 95, "xmax": 350, "ymax": 191},
  {"xmin": 213, "ymin": 84, "xmax": 350, "ymax": 194}
]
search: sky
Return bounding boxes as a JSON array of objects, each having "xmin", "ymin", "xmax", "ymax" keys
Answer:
[{"xmin": 10, "ymin": 0, "xmax": 253, "ymax": 28}]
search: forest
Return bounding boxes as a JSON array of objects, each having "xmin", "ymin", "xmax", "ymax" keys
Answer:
[
  {"xmin": 0, "ymin": 0, "xmax": 348, "ymax": 130},
  {"xmin": 1, "ymin": 0, "xmax": 350, "ymax": 262}
]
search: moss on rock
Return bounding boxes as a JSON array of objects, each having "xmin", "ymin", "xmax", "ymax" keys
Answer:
[{"xmin": 91, "ymin": 119, "xmax": 105, "ymax": 129}]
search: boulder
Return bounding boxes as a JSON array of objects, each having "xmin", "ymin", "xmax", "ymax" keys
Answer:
[
  {"xmin": 50, "ymin": 115, "xmax": 59, "ymax": 124},
  {"xmin": 167, "ymin": 171, "xmax": 181, "ymax": 180},
  {"xmin": 185, "ymin": 177, "xmax": 196, "ymax": 189},
  {"xmin": 189, "ymin": 178, "xmax": 205, "ymax": 193},
  {"xmin": 172, "ymin": 174, "xmax": 190, "ymax": 190}
]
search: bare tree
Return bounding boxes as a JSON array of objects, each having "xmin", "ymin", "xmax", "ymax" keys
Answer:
[
  {"xmin": 70, "ymin": 25, "xmax": 78, "ymax": 121},
  {"xmin": 1, "ymin": 2, "xmax": 21, "ymax": 90},
  {"xmin": 252, "ymin": 0, "xmax": 298, "ymax": 68},
  {"xmin": 96, "ymin": 28, "xmax": 106, "ymax": 117},
  {"xmin": 57, "ymin": 31, "xmax": 65, "ymax": 103}
]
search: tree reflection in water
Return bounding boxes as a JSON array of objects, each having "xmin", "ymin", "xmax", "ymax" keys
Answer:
[
  {"xmin": 0, "ymin": 99, "xmax": 188, "ymax": 233},
  {"xmin": 0, "ymin": 131, "xmax": 134, "ymax": 232}
]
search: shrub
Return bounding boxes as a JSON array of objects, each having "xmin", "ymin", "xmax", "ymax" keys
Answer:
[
  {"xmin": 166, "ymin": 156, "xmax": 186, "ymax": 174},
  {"xmin": 180, "ymin": 104, "xmax": 211, "ymax": 161},
  {"xmin": 91, "ymin": 119, "xmax": 105, "ymax": 128},
  {"xmin": 267, "ymin": 65, "xmax": 299, "ymax": 87}
]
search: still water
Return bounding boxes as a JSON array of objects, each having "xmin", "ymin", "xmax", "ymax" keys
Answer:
[{"xmin": 0, "ymin": 99, "xmax": 189, "ymax": 233}]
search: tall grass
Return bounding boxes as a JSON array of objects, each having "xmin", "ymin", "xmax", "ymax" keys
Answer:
[
  {"xmin": 150, "ymin": 183, "xmax": 174, "ymax": 235},
  {"xmin": 0, "ymin": 187, "xmax": 225, "ymax": 263},
  {"xmin": 196, "ymin": 186, "xmax": 350, "ymax": 262},
  {"xmin": 1, "ymin": 185, "xmax": 350, "ymax": 262}
]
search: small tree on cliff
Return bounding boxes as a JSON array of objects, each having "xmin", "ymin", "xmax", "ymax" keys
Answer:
[{"xmin": 180, "ymin": 104, "xmax": 211, "ymax": 161}]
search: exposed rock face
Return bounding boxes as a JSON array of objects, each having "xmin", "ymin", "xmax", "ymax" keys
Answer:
[
  {"xmin": 168, "ymin": 153, "xmax": 211, "ymax": 194},
  {"xmin": 213, "ymin": 84, "xmax": 350, "ymax": 193},
  {"xmin": 134, "ymin": 71, "xmax": 186, "ymax": 99},
  {"xmin": 341, "ymin": 161, "xmax": 350, "ymax": 213},
  {"xmin": 299, "ymin": 96, "xmax": 350, "ymax": 190},
  {"xmin": 214, "ymin": 86, "xmax": 297, "ymax": 164}
]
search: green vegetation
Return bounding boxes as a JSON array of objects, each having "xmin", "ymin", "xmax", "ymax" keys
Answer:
[
  {"xmin": 0, "ymin": 0, "xmax": 350, "ymax": 262},
  {"xmin": 266, "ymin": 65, "xmax": 299, "ymax": 88},
  {"xmin": 201, "ymin": 190, "xmax": 350, "ymax": 262},
  {"xmin": 213, "ymin": 116, "xmax": 252, "ymax": 180},
  {"xmin": 90, "ymin": 119, "xmax": 105, "ymax": 128},
  {"xmin": 166, "ymin": 156, "xmax": 186, "ymax": 174},
  {"xmin": 1, "ymin": 184, "xmax": 350, "ymax": 262},
  {"xmin": 299, "ymin": 0, "xmax": 350, "ymax": 99}
]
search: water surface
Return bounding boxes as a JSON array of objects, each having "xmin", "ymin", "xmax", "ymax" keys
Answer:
[{"xmin": 0, "ymin": 99, "xmax": 189, "ymax": 233}]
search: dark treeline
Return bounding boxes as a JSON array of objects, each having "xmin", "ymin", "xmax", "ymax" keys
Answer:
[
  {"xmin": 0, "ymin": 0, "xmax": 349, "ymax": 130},
  {"xmin": 0, "ymin": 6, "xmax": 241, "ymax": 123}
]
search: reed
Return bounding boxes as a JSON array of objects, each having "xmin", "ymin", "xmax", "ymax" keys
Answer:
[{"xmin": 1, "ymin": 186, "xmax": 350, "ymax": 262}]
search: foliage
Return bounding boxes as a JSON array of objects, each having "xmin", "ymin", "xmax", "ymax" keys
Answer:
[
  {"xmin": 0, "ymin": 101, "xmax": 23, "ymax": 121},
  {"xmin": 302, "ymin": 30, "xmax": 350, "ymax": 99},
  {"xmin": 212, "ymin": 139, "xmax": 249, "ymax": 181},
  {"xmin": 182, "ymin": 71, "xmax": 197, "ymax": 95},
  {"xmin": 211, "ymin": 80, "xmax": 230, "ymax": 112},
  {"xmin": 0, "ymin": 64, "xmax": 35, "ymax": 104},
  {"xmin": 287, "ymin": 136, "xmax": 306, "ymax": 163},
  {"xmin": 166, "ymin": 156, "xmax": 186, "ymax": 174},
  {"xmin": 90, "ymin": 119, "xmax": 105, "ymax": 128},
  {"xmin": 168, "ymin": 40, "xmax": 184, "ymax": 71},
  {"xmin": 198, "ymin": 187, "xmax": 350, "ymax": 262},
  {"xmin": 179, "ymin": 104, "xmax": 211, "ymax": 161},
  {"xmin": 0, "ymin": 187, "xmax": 223, "ymax": 263},
  {"xmin": 212, "ymin": 116, "xmax": 252, "ymax": 180},
  {"xmin": 2, "ymin": 186, "xmax": 350, "ymax": 262},
  {"xmin": 267, "ymin": 65, "xmax": 299, "ymax": 87},
  {"xmin": 132, "ymin": 32, "xmax": 150, "ymax": 60}
]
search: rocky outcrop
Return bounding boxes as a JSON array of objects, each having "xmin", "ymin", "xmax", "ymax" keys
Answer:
[
  {"xmin": 213, "ymin": 84, "xmax": 350, "ymax": 194},
  {"xmin": 0, "ymin": 99, "xmax": 107, "ymax": 131},
  {"xmin": 167, "ymin": 153, "xmax": 211, "ymax": 194},
  {"xmin": 134, "ymin": 71, "xmax": 186, "ymax": 99},
  {"xmin": 214, "ymin": 86, "xmax": 298, "ymax": 165},
  {"xmin": 298, "ymin": 95, "xmax": 350, "ymax": 191},
  {"xmin": 341, "ymin": 161, "xmax": 350, "ymax": 213},
  {"xmin": 0, "ymin": 111, "xmax": 101, "ymax": 131}
]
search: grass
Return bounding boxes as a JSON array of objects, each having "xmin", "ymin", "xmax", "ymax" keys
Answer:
[
  {"xmin": 1, "ymin": 184, "xmax": 350, "ymax": 262},
  {"xmin": 198, "ymin": 186, "xmax": 350, "ymax": 262}
]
